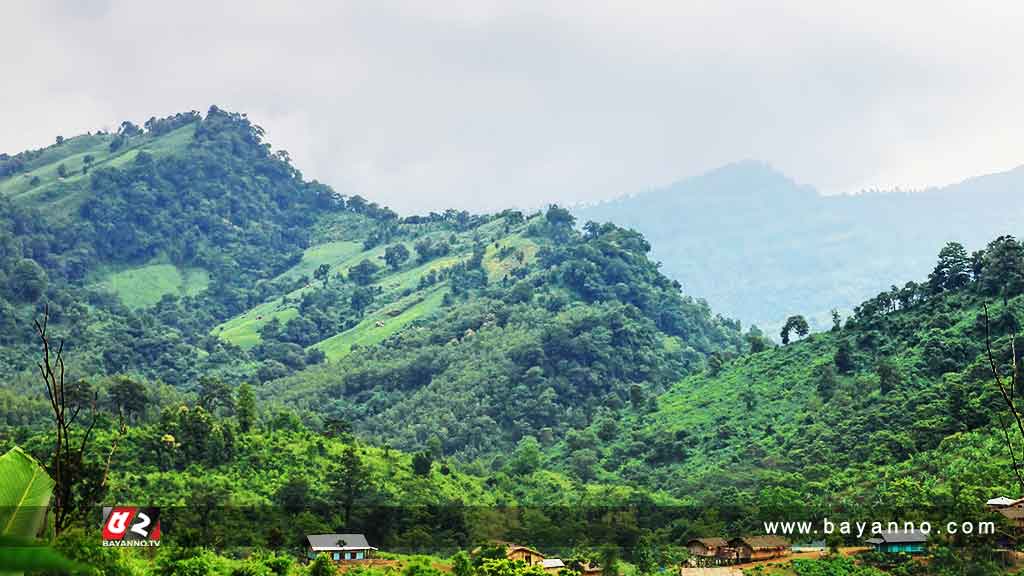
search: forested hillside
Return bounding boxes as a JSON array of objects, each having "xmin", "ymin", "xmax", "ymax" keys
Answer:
[
  {"xmin": 532, "ymin": 236, "xmax": 1024, "ymax": 525},
  {"xmin": 575, "ymin": 161, "xmax": 1024, "ymax": 332},
  {"xmin": 3, "ymin": 108, "xmax": 1023, "ymax": 576},
  {"xmin": 0, "ymin": 106, "xmax": 743, "ymax": 455}
]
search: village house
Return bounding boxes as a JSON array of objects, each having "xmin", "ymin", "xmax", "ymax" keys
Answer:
[
  {"xmin": 480, "ymin": 541, "xmax": 589, "ymax": 575},
  {"xmin": 864, "ymin": 529, "xmax": 928, "ymax": 554},
  {"xmin": 987, "ymin": 496, "xmax": 1024, "ymax": 528},
  {"xmin": 727, "ymin": 536, "xmax": 791, "ymax": 562},
  {"xmin": 306, "ymin": 534, "xmax": 378, "ymax": 563},
  {"xmin": 505, "ymin": 544, "xmax": 545, "ymax": 567},
  {"xmin": 687, "ymin": 538, "xmax": 728, "ymax": 559}
]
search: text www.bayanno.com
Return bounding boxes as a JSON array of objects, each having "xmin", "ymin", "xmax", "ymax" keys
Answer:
[{"xmin": 764, "ymin": 519, "xmax": 995, "ymax": 538}]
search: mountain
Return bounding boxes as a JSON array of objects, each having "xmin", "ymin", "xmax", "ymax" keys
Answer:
[
  {"xmin": 574, "ymin": 160, "xmax": 1024, "ymax": 333},
  {"xmin": 0, "ymin": 107, "xmax": 744, "ymax": 455},
  {"xmin": 2, "ymin": 109, "xmax": 1020, "ymax": 575}
]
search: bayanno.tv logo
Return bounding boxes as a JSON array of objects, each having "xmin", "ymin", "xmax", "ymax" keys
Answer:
[{"xmin": 101, "ymin": 506, "xmax": 161, "ymax": 547}]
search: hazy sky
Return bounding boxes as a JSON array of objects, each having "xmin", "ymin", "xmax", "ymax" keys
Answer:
[{"xmin": 4, "ymin": 1, "xmax": 1024, "ymax": 214}]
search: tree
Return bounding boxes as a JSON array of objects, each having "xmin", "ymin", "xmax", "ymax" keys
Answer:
[
  {"xmin": 831, "ymin": 309, "xmax": 842, "ymax": 331},
  {"xmin": 348, "ymin": 259, "xmax": 381, "ymax": 286},
  {"xmin": 331, "ymin": 445, "xmax": 369, "ymax": 524},
  {"xmin": 350, "ymin": 286, "xmax": 376, "ymax": 317},
  {"xmin": 814, "ymin": 363, "xmax": 838, "ymax": 401},
  {"xmin": 876, "ymin": 358, "xmax": 902, "ymax": 395},
  {"xmin": 508, "ymin": 436, "xmax": 542, "ymax": 475},
  {"xmin": 385, "ymin": 244, "xmax": 410, "ymax": 271},
  {"xmin": 275, "ymin": 475, "xmax": 310, "ymax": 514},
  {"xmin": 633, "ymin": 533, "xmax": 656, "ymax": 576},
  {"xmin": 308, "ymin": 553, "xmax": 335, "ymax": 576},
  {"xmin": 928, "ymin": 241, "xmax": 971, "ymax": 293},
  {"xmin": 198, "ymin": 375, "xmax": 235, "ymax": 415},
  {"xmin": 980, "ymin": 236, "xmax": 1024, "ymax": 301},
  {"xmin": 35, "ymin": 306, "xmax": 125, "ymax": 536},
  {"xmin": 983, "ymin": 304, "xmax": 1024, "ymax": 491},
  {"xmin": 236, "ymin": 382, "xmax": 256, "ymax": 433},
  {"xmin": 780, "ymin": 315, "xmax": 809, "ymax": 345},
  {"xmin": 56, "ymin": 163, "xmax": 68, "ymax": 178},
  {"xmin": 412, "ymin": 451, "xmax": 433, "ymax": 476},
  {"xmin": 11, "ymin": 258, "xmax": 47, "ymax": 302},
  {"xmin": 452, "ymin": 551, "xmax": 473, "ymax": 576},
  {"xmin": 834, "ymin": 340, "xmax": 855, "ymax": 374},
  {"xmin": 313, "ymin": 264, "xmax": 331, "ymax": 288},
  {"xmin": 108, "ymin": 375, "xmax": 147, "ymax": 423}
]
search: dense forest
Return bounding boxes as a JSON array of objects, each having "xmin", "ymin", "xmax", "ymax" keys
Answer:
[{"xmin": 2, "ymin": 108, "xmax": 1023, "ymax": 576}]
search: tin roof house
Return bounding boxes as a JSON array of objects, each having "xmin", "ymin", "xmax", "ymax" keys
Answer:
[
  {"xmin": 865, "ymin": 529, "xmax": 928, "ymax": 554},
  {"xmin": 306, "ymin": 534, "xmax": 378, "ymax": 563}
]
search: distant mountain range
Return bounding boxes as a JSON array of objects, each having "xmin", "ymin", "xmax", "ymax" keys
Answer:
[{"xmin": 575, "ymin": 160, "xmax": 1024, "ymax": 332}]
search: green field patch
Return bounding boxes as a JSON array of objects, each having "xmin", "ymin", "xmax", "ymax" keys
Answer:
[
  {"xmin": 483, "ymin": 235, "xmax": 538, "ymax": 282},
  {"xmin": 312, "ymin": 287, "xmax": 446, "ymax": 361},
  {"xmin": 94, "ymin": 263, "xmax": 210, "ymax": 309},
  {"xmin": 1, "ymin": 124, "xmax": 196, "ymax": 210},
  {"xmin": 215, "ymin": 304, "xmax": 299, "ymax": 349},
  {"xmin": 275, "ymin": 241, "xmax": 377, "ymax": 282}
]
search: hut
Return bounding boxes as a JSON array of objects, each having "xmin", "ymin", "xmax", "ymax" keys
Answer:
[
  {"xmin": 727, "ymin": 536, "xmax": 790, "ymax": 562},
  {"xmin": 687, "ymin": 538, "xmax": 728, "ymax": 558}
]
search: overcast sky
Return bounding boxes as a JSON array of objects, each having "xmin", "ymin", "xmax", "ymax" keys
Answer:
[{"xmin": 4, "ymin": 1, "xmax": 1024, "ymax": 214}]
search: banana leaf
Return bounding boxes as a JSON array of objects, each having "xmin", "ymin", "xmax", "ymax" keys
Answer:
[
  {"xmin": 0, "ymin": 535, "xmax": 86, "ymax": 574},
  {"xmin": 0, "ymin": 447, "xmax": 55, "ymax": 539}
]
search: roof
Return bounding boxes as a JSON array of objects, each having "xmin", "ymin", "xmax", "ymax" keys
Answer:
[
  {"xmin": 307, "ymin": 534, "xmax": 377, "ymax": 551},
  {"xmin": 792, "ymin": 541, "xmax": 826, "ymax": 549},
  {"xmin": 987, "ymin": 497, "xmax": 1019, "ymax": 507},
  {"xmin": 689, "ymin": 538, "xmax": 729, "ymax": 548},
  {"xmin": 869, "ymin": 530, "xmax": 929, "ymax": 544},
  {"xmin": 506, "ymin": 544, "xmax": 544, "ymax": 557},
  {"xmin": 729, "ymin": 536, "xmax": 790, "ymax": 549},
  {"xmin": 542, "ymin": 559, "xmax": 566, "ymax": 569}
]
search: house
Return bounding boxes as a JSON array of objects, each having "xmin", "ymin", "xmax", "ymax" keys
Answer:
[
  {"xmin": 864, "ymin": 529, "xmax": 928, "ymax": 554},
  {"xmin": 541, "ymin": 558, "xmax": 566, "ymax": 574},
  {"xmin": 687, "ymin": 538, "xmax": 728, "ymax": 558},
  {"xmin": 987, "ymin": 496, "xmax": 1018, "ymax": 509},
  {"xmin": 727, "ymin": 536, "xmax": 790, "ymax": 562},
  {"xmin": 306, "ymin": 534, "xmax": 378, "ymax": 563},
  {"xmin": 987, "ymin": 496, "xmax": 1024, "ymax": 527},
  {"xmin": 505, "ymin": 544, "xmax": 545, "ymax": 566},
  {"xmin": 791, "ymin": 541, "xmax": 826, "ymax": 553}
]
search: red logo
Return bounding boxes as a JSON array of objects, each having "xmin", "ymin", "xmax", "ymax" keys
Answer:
[{"xmin": 102, "ymin": 506, "xmax": 161, "ymax": 546}]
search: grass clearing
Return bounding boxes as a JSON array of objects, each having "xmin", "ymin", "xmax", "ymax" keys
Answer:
[
  {"xmin": 1, "ymin": 124, "xmax": 196, "ymax": 211},
  {"xmin": 313, "ymin": 287, "xmax": 447, "ymax": 361},
  {"xmin": 93, "ymin": 263, "xmax": 210, "ymax": 309}
]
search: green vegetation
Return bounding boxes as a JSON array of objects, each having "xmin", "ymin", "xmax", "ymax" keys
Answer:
[
  {"xmin": 92, "ymin": 262, "xmax": 210, "ymax": 309},
  {"xmin": 2, "ymin": 108, "xmax": 1023, "ymax": 575}
]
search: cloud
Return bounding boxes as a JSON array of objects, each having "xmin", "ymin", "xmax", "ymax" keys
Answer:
[{"xmin": 3, "ymin": 0, "xmax": 1023, "ymax": 213}]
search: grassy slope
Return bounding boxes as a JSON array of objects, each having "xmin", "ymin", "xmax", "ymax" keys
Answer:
[
  {"xmin": 91, "ymin": 262, "xmax": 211, "ymax": 309},
  {"xmin": 0, "ymin": 124, "xmax": 196, "ymax": 211},
  {"xmin": 214, "ymin": 217, "xmax": 539, "ymax": 357}
]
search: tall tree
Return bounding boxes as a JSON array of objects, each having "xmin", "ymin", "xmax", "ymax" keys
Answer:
[
  {"xmin": 928, "ymin": 241, "xmax": 971, "ymax": 293},
  {"xmin": 35, "ymin": 307, "xmax": 125, "ymax": 536},
  {"xmin": 331, "ymin": 445, "xmax": 369, "ymax": 525},
  {"xmin": 236, "ymin": 382, "xmax": 256, "ymax": 433}
]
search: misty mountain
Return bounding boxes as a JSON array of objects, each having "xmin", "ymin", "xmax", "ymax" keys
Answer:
[{"xmin": 575, "ymin": 160, "xmax": 1024, "ymax": 331}]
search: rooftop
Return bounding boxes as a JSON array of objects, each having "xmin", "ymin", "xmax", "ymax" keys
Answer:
[{"xmin": 307, "ymin": 534, "xmax": 377, "ymax": 551}]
